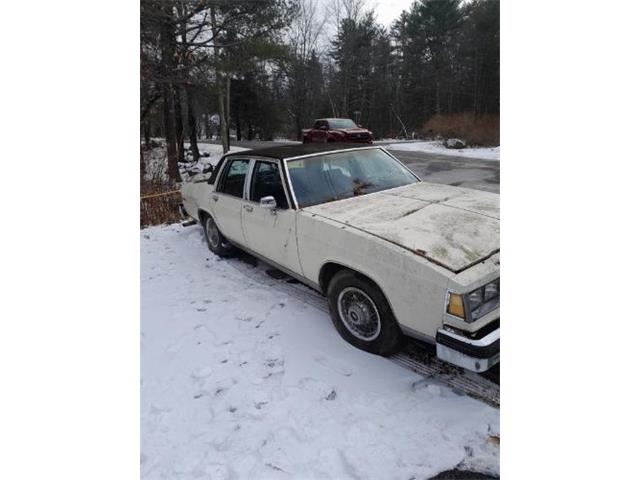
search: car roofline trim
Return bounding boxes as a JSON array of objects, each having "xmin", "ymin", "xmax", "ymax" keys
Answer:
[{"xmin": 283, "ymin": 145, "xmax": 382, "ymax": 162}]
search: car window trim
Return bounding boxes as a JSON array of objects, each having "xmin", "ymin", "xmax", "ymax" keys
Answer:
[
  {"xmin": 246, "ymin": 158, "xmax": 292, "ymax": 210},
  {"xmin": 219, "ymin": 154, "xmax": 296, "ymax": 209},
  {"xmin": 215, "ymin": 157, "xmax": 251, "ymax": 199}
]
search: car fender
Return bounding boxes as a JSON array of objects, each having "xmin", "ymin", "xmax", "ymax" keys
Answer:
[{"xmin": 296, "ymin": 211, "xmax": 452, "ymax": 339}]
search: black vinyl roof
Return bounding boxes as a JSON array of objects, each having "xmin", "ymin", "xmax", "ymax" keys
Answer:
[{"xmin": 225, "ymin": 142, "xmax": 377, "ymax": 160}]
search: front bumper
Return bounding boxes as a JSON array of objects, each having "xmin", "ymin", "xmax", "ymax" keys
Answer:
[{"xmin": 436, "ymin": 326, "xmax": 500, "ymax": 373}]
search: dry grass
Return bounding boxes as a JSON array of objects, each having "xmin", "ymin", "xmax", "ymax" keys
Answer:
[
  {"xmin": 140, "ymin": 143, "xmax": 183, "ymax": 228},
  {"xmin": 423, "ymin": 113, "xmax": 499, "ymax": 146},
  {"xmin": 140, "ymin": 186, "xmax": 182, "ymax": 228}
]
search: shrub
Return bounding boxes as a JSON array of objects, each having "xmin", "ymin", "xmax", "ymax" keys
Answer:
[
  {"xmin": 140, "ymin": 188, "xmax": 182, "ymax": 228},
  {"xmin": 423, "ymin": 113, "xmax": 499, "ymax": 146}
]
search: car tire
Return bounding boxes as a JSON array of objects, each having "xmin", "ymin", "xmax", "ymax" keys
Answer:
[
  {"xmin": 327, "ymin": 270, "xmax": 403, "ymax": 356},
  {"xmin": 202, "ymin": 214, "xmax": 234, "ymax": 257}
]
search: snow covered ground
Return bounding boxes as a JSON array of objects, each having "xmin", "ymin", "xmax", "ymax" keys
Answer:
[
  {"xmin": 141, "ymin": 224, "xmax": 500, "ymax": 479},
  {"xmin": 386, "ymin": 141, "xmax": 500, "ymax": 161},
  {"xmin": 181, "ymin": 144, "xmax": 249, "ymax": 177},
  {"xmin": 196, "ymin": 143, "xmax": 248, "ymax": 159}
]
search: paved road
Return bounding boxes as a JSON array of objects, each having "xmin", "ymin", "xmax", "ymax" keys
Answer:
[
  {"xmin": 200, "ymin": 139, "xmax": 500, "ymax": 194},
  {"xmin": 389, "ymin": 149, "xmax": 500, "ymax": 194}
]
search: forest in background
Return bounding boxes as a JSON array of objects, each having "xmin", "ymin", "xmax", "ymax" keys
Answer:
[{"xmin": 140, "ymin": 0, "xmax": 499, "ymax": 181}]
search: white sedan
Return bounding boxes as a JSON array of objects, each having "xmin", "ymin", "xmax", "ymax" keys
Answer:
[{"xmin": 180, "ymin": 144, "xmax": 499, "ymax": 372}]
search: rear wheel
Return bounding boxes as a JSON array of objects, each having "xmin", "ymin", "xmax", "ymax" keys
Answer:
[
  {"xmin": 327, "ymin": 270, "xmax": 403, "ymax": 355},
  {"xmin": 203, "ymin": 215, "xmax": 234, "ymax": 257}
]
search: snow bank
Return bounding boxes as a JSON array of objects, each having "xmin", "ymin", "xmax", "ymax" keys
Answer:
[
  {"xmin": 186, "ymin": 144, "xmax": 247, "ymax": 170},
  {"xmin": 194, "ymin": 143, "xmax": 247, "ymax": 161},
  {"xmin": 141, "ymin": 225, "xmax": 499, "ymax": 479},
  {"xmin": 386, "ymin": 141, "xmax": 500, "ymax": 161},
  {"xmin": 143, "ymin": 142, "xmax": 248, "ymax": 183}
]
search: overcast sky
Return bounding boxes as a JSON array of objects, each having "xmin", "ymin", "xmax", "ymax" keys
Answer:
[
  {"xmin": 370, "ymin": 0, "xmax": 415, "ymax": 27},
  {"xmin": 312, "ymin": 0, "xmax": 417, "ymax": 52}
]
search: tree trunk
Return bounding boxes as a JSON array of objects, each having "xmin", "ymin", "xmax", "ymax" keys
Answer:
[
  {"xmin": 203, "ymin": 113, "xmax": 212, "ymax": 139},
  {"xmin": 160, "ymin": 3, "xmax": 180, "ymax": 182},
  {"xmin": 140, "ymin": 144, "xmax": 146, "ymax": 183},
  {"xmin": 295, "ymin": 116, "xmax": 301, "ymax": 141},
  {"xmin": 225, "ymin": 75, "xmax": 231, "ymax": 146},
  {"xmin": 218, "ymin": 78, "xmax": 229, "ymax": 153},
  {"xmin": 143, "ymin": 120, "xmax": 151, "ymax": 149},
  {"xmin": 162, "ymin": 83, "xmax": 180, "ymax": 182},
  {"xmin": 174, "ymin": 85, "xmax": 185, "ymax": 163},
  {"xmin": 185, "ymin": 84, "xmax": 200, "ymax": 161},
  {"xmin": 209, "ymin": 2, "xmax": 228, "ymax": 153},
  {"xmin": 235, "ymin": 107, "xmax": 242, "ymax": 141}
]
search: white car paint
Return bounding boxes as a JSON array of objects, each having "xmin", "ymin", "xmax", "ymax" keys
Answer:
[{"xmin": 180, "ymin": 146, "xmax": 500, "ymax": 370}]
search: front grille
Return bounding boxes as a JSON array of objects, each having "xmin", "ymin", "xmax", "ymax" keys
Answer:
[{"xmin": 348, "ymin": 134, "xmax": 369, "ymax": 141}]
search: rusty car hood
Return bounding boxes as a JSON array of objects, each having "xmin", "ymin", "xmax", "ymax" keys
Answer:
[{"xmin": 304, "ymin": 182, "xmax": 500, "ymax": 273}]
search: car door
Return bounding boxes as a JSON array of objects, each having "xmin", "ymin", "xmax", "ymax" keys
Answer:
[
  {"xmin": 211, "ymin": 158, "xmax": 249, "ymax": 245},
  {"xmin": 311, "ymin": 120, "xmax": 328, "ymax": 143},
  {"xmin": 241, "ymin": 159, "xmax": 303, "ymax": 275}
]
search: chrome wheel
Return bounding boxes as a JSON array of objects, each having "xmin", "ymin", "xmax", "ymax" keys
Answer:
[
  {"xmin": 337, "ymin": 287, "xmax": 381, "ymax": 341},
  {"xmin": 205, "ymin": 218, "xmax": 220, "ymax": 248}
]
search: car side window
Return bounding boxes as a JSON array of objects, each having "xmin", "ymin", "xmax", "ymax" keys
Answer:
[
  {"xmin": 313, "ymin": 120, "xmax": 322, "ymax": 129},
  {"xmin": 217, "ymin": 159, "xmax": 249, "ymax": 198},
  {"xmin": 250, "ymin": 161, "xmax": 288, "ymax": 209}
]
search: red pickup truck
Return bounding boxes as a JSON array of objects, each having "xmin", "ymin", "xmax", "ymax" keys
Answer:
[{"xmin": 302, "ymin": 118, "xmax": 373, "ymax": 144}]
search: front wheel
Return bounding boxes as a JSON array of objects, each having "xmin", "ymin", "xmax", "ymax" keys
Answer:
[
  {"xmin": 327, "ymin": 270, "xmax": 403, "ymax": 356},
  {"xmin": 203, "ymin": 215, "xmax": 234, "ymax": 257}
]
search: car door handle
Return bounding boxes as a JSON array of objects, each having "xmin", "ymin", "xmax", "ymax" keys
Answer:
[
  {"xmin": 212, "ymin": 194, "xmax": 219, "ymax": 202},
  {"xmin": 243, "ymin": 205, "xmax": 253, "ymax": 212}
]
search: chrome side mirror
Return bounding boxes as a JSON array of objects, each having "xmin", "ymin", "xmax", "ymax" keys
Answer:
[{"xmin": 260, "ymin": 196, "xmax": 277, "ymax": 211}]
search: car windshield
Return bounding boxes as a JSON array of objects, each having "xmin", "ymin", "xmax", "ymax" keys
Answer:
[
  {"xmin": 328, "ymin": 119, "xmax": 357, "ymax": 129},
  {"xmin": 287, "ymin": 148, "xmax": 419, "ymax": 208}
]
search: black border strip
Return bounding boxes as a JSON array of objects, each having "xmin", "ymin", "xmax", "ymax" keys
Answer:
[{"xmin": 436, "ymin": 331, "xmax": 500, "ymax": 359}]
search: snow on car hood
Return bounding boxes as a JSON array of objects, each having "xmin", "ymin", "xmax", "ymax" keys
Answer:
[{"xmin": 304, "ymin": 182, "xmax": 499, "ymax": 273}]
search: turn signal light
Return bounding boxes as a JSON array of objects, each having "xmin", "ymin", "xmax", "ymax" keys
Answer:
[{"xmin": 447, "ymin": 293, "xmax": 465, "ymax": 318}]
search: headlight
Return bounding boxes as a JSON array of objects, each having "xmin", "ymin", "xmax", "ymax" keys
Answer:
[
  {"xmin": 446, "ymin": 278, "xmax": 500, "ymax": 323},
  {"xmin": 467, "ymin": 289, "xmax": 484, "ymax": 311},
  {"xmin": 484, "ymin": 279, "xmax": 499, "ymax": 301}
]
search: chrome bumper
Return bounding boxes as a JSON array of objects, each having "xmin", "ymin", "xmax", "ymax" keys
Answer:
[{"xmin": 436, "ymin": 327, "xmax": 500, "ymax": 373}]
